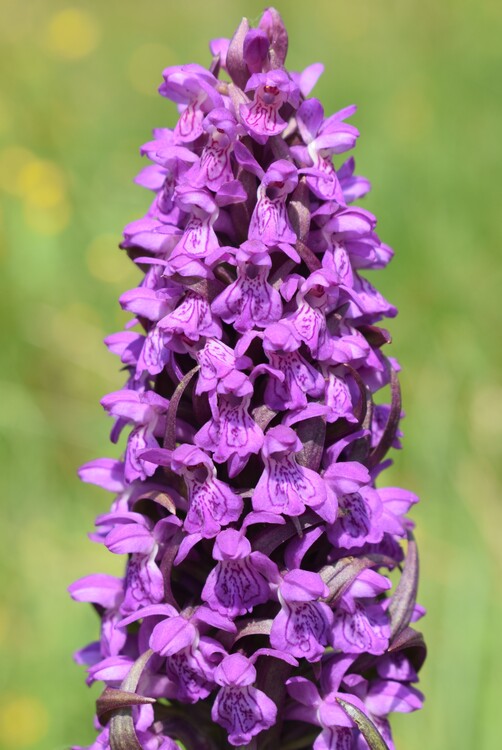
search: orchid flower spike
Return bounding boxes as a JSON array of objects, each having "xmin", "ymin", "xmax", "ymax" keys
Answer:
[{"xmin": 70, "ymin": 9, "xmax": 425, "ymax": 750}]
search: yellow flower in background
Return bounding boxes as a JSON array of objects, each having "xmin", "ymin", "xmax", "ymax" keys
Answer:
[
  {"xmin": 16, "ymin": 158, "xmax": 71, "ymax": 235},
  {"xmin": 43, "ymin": 7, "xmax": 100, "ymax": 61},
  {"xmin": 0, "ymin": 149, "xmax": 72, "ymax": 235},
  {"xmin": 0, "ymin": 147, "xmax": 35, "ymax": 196},
  {"xmin": 17, "ymin": 159, "xmax": 67, "ymax": 210},
  {"xmin": 0, "ymin": 695, "xmax": 49, "ymax": 748}
]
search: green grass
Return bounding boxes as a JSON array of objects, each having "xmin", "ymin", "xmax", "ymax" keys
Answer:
[{"xmin": 1, "ymin": 1, "xmax": 501, "ymax": 748}]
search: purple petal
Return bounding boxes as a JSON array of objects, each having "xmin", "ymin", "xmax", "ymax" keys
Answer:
[
  {"xmin": 215, "ymin": 653, "xmax": 256, "ymax": 687},
  {"xmin": 365, "ymin": 680, "xmax": 424, "ymax": 716},
  {"xmin": 150, "ymin": 616, "xmax": 197, "ymax": 657},
  {"xmin": 281, "ymin": 569, "xmax": 329, "ymax": 602},
  {"xmin": 286, "ymin": 676, "xmax": 321, "ymax": 707},
  {"xmin": 105, "ymin": 523, "xmax": 154, "ymax": 555},
  {"xmin": 270, "ymin": 600, "xmax": 332, "ymax": 661},
  {"xmin": 243, "ymin": 29, "xmax": 270, "ymax": 73},
  {"xmin": 212, "ymin": 685, "xmax": 277, "ymax": 745},
  {"xmin": 332, "ymin": 602, "xmax": 390, "ymax": 655},
  {"xmin": 78, "ymin": 458, "xmax": 125, "ymax": 493},
  {"xmin": 68, "ymin": 574, "xmax": 123, "ymax": 609}
]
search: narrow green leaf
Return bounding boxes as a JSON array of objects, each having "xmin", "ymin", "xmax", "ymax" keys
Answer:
[
  {"xmin": 253, "ymin": 512, "xmax": 321, "ymax": 555},
  {"xmin": 357, "ymin": 325, "xmax": 392, "ymax": 348},
  {"xmin": 288, "ymin": 179, "xmax": 311, "ymax": 241},
  {"xmin": 341, "ymin": 364, "xmax": 373, "ymax": 429},
  {"xmin": 368, "ymin": 366, "xmax": 401, "ymax": 468},
  {"xmin": 389, "ymin": 531, "xmax": 419, "ymax": 639},
  {"xmin": 336, "ymin": 697, "xmax": 390, "ymax": 750},
  {"xmin": 270, "ymin": 259, "xmax": 296, "ymax": 290},
  {"xmin": 388, "ymin": 626, "xmax": 427, "ymax": 674},
  {"xmin": 164, "ymin": 365, "xmax": 199, "ymax": 450},
  {"xmin": 109, "ymin": 649, "xmax": 154, "ymax": 750},
  {"xmin": 170, "ymin": 275, "xmax": 224, "ymax": 302},
  {"xmin": 132, "ymin": 490, "xmax": 177, "ymax": 515},
  {"xmin": 295, "ymin": 416, "xmax": 326, "ymax": 472},
  {"xmin": 252, "ymin": 404, "xmax": 278, "ymax": 431},
  {"xmin": 295, "ymin": 239, "xmax": 322, "ymax": 272},
  {"xmin": 233, "ymin": 618, "xmax": 274, "ymax": 643},
  {"xmin": 97, "ymin": 687, "xmax": 155, "ymax": 725},
  {"xmin": 320, "ymin": 556, "xmax": 375, "ymax": 605},
  {"xmin": 160, "ymin": 527, "xmax": 185, "ymax": 610}
]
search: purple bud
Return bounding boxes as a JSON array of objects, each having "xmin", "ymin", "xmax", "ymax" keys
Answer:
[
  {"xmin": 243, "ymin": 29, "xmax": 270, "ymax": 74},
  {"xmin": 259, "ymin": 7, "xmax": 289, "ymax": 68}
]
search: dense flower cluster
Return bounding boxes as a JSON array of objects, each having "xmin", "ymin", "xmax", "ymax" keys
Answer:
[{"xmin": 70, "ymin": 9, "xmax": 426, "ymax": 750}]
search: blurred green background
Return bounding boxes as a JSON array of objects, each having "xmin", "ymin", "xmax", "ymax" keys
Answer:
[{"xmin": 1, "ymin": 0, "xmax": 501, "ymax": 748}]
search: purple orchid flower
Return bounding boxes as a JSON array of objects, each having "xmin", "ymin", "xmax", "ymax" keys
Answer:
[
  {"xmin": 159, "ymin": 289, "xmax": 222, "ymax": 349},
  {"xmin": 100, "ymin": 390, "xmax": 170, "ymax": 482},
  {"xmin": 69, "ymin": 574, "xmax": 127, "ymax": 658},
  {"xmin": 331, "ymin": 569, "xmax": 392, "ymax": 655},
  {"xmin": 248, "ymin": 158, "xmax": 298, "ymax": 245},
  {"xmin": 98, "ymin": 511, "xmax": 172, "ymax": 614},
  {"xmin": 271, "ymin": 569, "xmax": 334, "ymax": 661},
  {"xmin": 253, "ymin": 425, "xmax": 337, "ymax": 521},
  {"xmin": 159, "ymin": 64, "xmax": 223, "ymax": 143},
  {"xmin": 241, "ymin": 69, "xmax": 300, "ymax": 143},
  {"xmin": 262, "ymin": 319, "xmax": 326, "ymax": 410},
  {"xmin": 294, "ymin": 100, "xmax": 359, "ymax": 204},
  {"xmin": 137, "ymin": 136, "xmax": 198, "ymax": 220},
  {"xmin": 71, "ymin": 10, "xmax": 425, "ymax": 750},
  {"xmin": 201, "ymin": 528, "xmax": 279, "ymax": 617},
  {"xmin": 212, "ymin": 650, "xmax": 297, "ymax": 745},
  {"xmin": 194, "ymin": 387, "xmax": 264, "ymax": 477},
  {"xmin": 194, "ymin": 337, "xmax": 252, "ymax": 396},
  {"xmin": 211, "ymin": 240, "xmax": 283, "ymax": 331},
  {"xmin": 185, "ymin": 108, "xmax": 242, "ymax": 191}
]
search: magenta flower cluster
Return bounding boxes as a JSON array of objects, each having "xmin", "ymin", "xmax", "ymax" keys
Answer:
[{"xmin": 70, "ymin": 9, "xmax": 426, "ymax": 750}]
